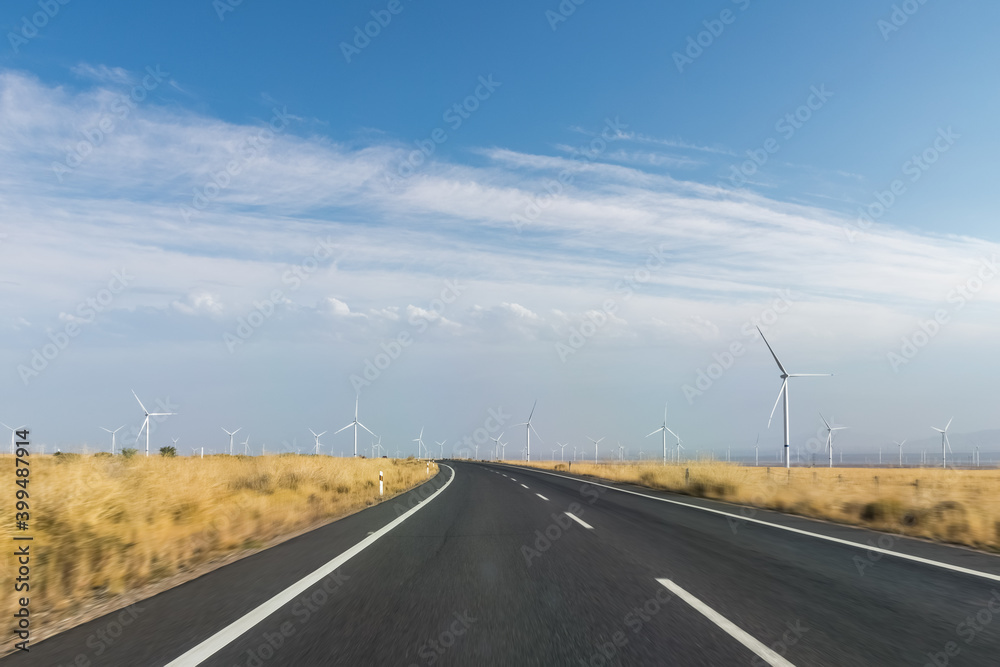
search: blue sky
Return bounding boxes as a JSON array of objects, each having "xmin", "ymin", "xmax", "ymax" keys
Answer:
[{"xmin": 2, "ymin": 0, "xmax": 999, "ymax": 460}]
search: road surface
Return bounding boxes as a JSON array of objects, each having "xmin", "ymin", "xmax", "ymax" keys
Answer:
[{"xmin": 7, "ymin": 461, "xmax": 1000, "ymax": 665}]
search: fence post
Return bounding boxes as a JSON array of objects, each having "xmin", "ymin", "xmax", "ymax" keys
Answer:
[{"xmin": 379, "ymin": 470, "xmax": 384, "ymax": 497}]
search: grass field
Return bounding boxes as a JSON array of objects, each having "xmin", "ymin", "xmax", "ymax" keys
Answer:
[
  {"xmin": 512, "ymin": 460, "xmax": 1000, "ymax": 552},
  {"xmin": 1, "ymin": 454, "xmax": 436, "ymax": 635}
]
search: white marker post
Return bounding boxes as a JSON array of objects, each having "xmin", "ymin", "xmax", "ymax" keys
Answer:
[
  {"xmin": 379, "ymin": 470, "xmax": 384, "ymax": 497},
  {"xmin": 426, "ymin": 462, "xmax": 429, "ymax": 477}
]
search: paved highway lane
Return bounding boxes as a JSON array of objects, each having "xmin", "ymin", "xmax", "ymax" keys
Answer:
[{"xmin": 7, "ymin": 461, "xmax": 1000, "ymax": 665}]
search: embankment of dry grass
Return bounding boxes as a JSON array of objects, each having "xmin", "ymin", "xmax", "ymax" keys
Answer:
[
  {"xmin": 511, "ymin": 460, "xmax": 1000, "ymax": 552},
  {"xmin": 1, "ymin": 454, "xmax": 437, "ymax": 637}
]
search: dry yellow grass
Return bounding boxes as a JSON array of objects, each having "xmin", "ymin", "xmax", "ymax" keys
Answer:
[
  {"xmin": 514, "ymin": 460, "xmax": 1000, "ymax": 552},
  {"xmin": 1, "ymin": 454, "xmax": 437, "ymax": 633}
]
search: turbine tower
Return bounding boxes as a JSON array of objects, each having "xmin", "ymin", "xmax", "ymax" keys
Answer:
[
  {"xmin": 132, "ymin": 390, "xmax": 176, "ymax": 457},
  {"xmin": 819, "ymin": 413, "xmax": 847, "ymax": 468},
  {"xmin": 931, "ymin": 418, "xmax": 953, "ymax": 469},
  {"xmin": 490, "ymin": 432, "xmax": 504, "ymax": 461},
  {"xmin": 222, "ymin": 427, "xmax": 241, "ymax": 456},
  {"xmin": 435, "ymin": 440, "xmax": 446, "ymax": 459},
  {"xmin": 309, "ymin": 429, "xmax": 327, "ymax": 456},
  {"xmin": 646, "ymin": 404, "xmax": 677, "ymax": 464},
  {"xmin": 334, "ymin": 395, "xmax": 376, "ymax": 457},
  {"xmin": 559, "ymin": 442, "xmax": 568, "ymax": 461},
  {"xmin": 757, "ymin": 327, "xmax": 832, "ymax": 469},
  {"xmin": 894, "ymin": 439, "xmax": 906, "ymax": 467},
  {"xmin": 100, "ymin": 425, "xmax": 125, "ymax": 455},
  {"xmin": 514, "ymin": 400, "xmax": 541, "ymax": 462}
]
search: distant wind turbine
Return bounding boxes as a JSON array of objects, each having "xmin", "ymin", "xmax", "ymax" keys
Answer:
[
  {"xmin": 490, "ymin": 432, "xmax": 504, "ymax": 460},
  {"xmin": 132, "ymin": 390, "xmax": 176, "ymax": 457},
  {"xmin": 309, "ymin": 429, "xmax": 327, "ymax": 456},
  {"xmin": 559, "ymin": 442, "xmax": 568, "ymax": 461},
  {"xmin": 931, "ymin": 418, "xmax": 954, "ymax": 469},
  {"xmin": 646, "ymin": 404, "xmax": 677, "ymax": 465},
  {"xmin": 435, "ymin": 440, "xmax": 446, "ymax": 459},
  {"xmin": 222, "ymin": 427, "xmax": 241, "ymax": 456},
  {"xmin": 894, "ymin": 439, "xmax": 906, "ymax": 467},
  {"xmin": 0, "ymin": 422, "xmax": 24, "ymax": 455},
  {"xmin": 100, "ymin": 425, "xmax": 125, "ymax": 455},
  {"xmin": 514, "ymin": 400, "xmax": 541, "ymax": 462},
  {"xmin": 587, "ymin": 436, "xmax": 604, "ymax": 461},
  {"xmin": 241, "ymin": 435, "xmax": 250, "ymax": 455},
  {"xmin": 819, "ymin": 413, "xmax": 847, "ymax": 468},
  {"xmin": 334, "ymin": 396, "xmax": 376, "ymax": 457},
  {"xmin": 757, "ymin": 327, "xmax": 832, "ymax": 469},
  {"xmin": 413, "ymin": 427, "xmax": 426, "ymax": 458}
]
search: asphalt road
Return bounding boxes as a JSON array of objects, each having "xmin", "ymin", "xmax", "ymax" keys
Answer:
[{"xmin": 8, "ymin": 461, "xmax": 1000, "ymax": 666}]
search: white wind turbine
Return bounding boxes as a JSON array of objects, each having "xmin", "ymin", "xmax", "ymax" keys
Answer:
[
  {"xmin": 931, "ymin": 418, "xmax": 954, "ymax": 469},
  {"xmin": 559, "ymin": 442, "xmax": 568, "ymax": 461},
  {"xmin": 674, "ymin": 438, "xmax": 685, "ymax": 463},
  {"xmin": 894, "ymin": 439, "xmax": 906, "ymax": 467},
  {"xmin": 499, "ymin": 436, "xmax": 509, "ymax": 460},
  {"xmin": 490, "ymin": 432, "xmax": 504, "ymax": 460},
  {"xmin": 334, "ymin": 396, "xmax": 376, "ymax": 457},
  {"xmin": 0, "ymin": 422, "xmax": 24, "ymax": 455},
  {"xmin": 616, "ymin": 441, "xmax": 625, "ymax": 462},
  {"xmin": 757, "ymin": 327, "xmax": 833, "ymax": 469},
  {"xmin": 587, "ymin": 436, "xmax": 604, "ymax": 461},
  {"xmin": 413, "ymin": 427, "xmax": 426, "ymax": 458},
  {"xmin": 132, "ymin": 390, "xmax": 176, "ymax": 457},
  {"xmin": 646, "ymin": 404, "xmax": 677, "ymax": 465},
  {"xmin": 309, "ymin": 429, "xmax": 327, "ymax": 456},
  {"xmin": 754, "ymin": 434, "xmax": 760, "ymax": 466},
  {"xmin": 819, "ymin": 413, "xmax": 848, "ymax": 468},
  {"xmin": 435, "ymin": 440, "xmax": 446, "ymax": 459},
  {"xmin": 514, "ymin": 400, "xmax": 541, "ymax": 462},
  {"xmin": 241, "ymin": 435, "xmax": 250, "ymax": 455},
  {"xmin": 100, "ymin": 425, "xmax": 125, "ymax": 455},
  {"xmin": 222, "ymin": 427, "xmax": 241, "ymax": 456}
]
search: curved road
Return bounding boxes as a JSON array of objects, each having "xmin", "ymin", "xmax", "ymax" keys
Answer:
[{"xmin": 7, "ymin": 461, "xmax": 1000, "ymax": 665}]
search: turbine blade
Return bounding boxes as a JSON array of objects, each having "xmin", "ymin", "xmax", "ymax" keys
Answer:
[
  {"xmin": 819, "ymin": 412, "xmax": 831, "ymax": 430},
  {"xmin": 945, "ymin": 417, "xmax": 953, "ymax": 431},
  {"xmin": 756, "ymin": 327, "xmax": 787, "ymax": 375},
  {"xmin": 333, "ymin": 424, "xmax": 352, "ymax": 435},
  {"xmin": 767, "ymin": 381, "xmax": 786, "ymax": 428},
  {"xmin": 318, "ymin": 431, "xmax": 327, "ymax": 437},
  {"xmin": 528, "ymin": 399, "xmax": 537, "ymax": 422},
  {"xmin": 645, "ymin": 428, "xmax": 663, "ymax": 438},
  {"xmin": 787, "ymin": 374, "xmax": 834, "ymax": 377},
  {"xmin": 132, "ymin": 389, "xmax": 148, "ymax": 415},
  {"xmin": 358, "ymin": 422, "xmax": 376, "ymax": 438}
]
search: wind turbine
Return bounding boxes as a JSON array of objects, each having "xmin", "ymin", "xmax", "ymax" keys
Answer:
[
  {"xmin": 754, "ymin": 434, "xmax": 760, "ymax": 466},
  {"xmin": 413, "ymin": 427, "xmax": 426, "ymax": 458},
  {"xmin": 587, "ymin": 436, "xmax": 604, "ymax": 461},
  {"xmin": 931, "ymin": 418, "xmax": 953, "ymax": 469},
  {"xmin": 559, "ymin": 442, "xmax": 568, "ymax": 461},
  {"xmin": 757, "ymin": 327, "xmax": 832, "ymax": 469},
  {"xmin": 100, "ymin": 425, "xmax": 125, "ymax": 455},
  {"xmin": 646, "ymin": 404, "xmax": 677, "ymax": 464},
  {"xmin": 0, "ymin": 423, "xmax": 24, "ymax": 455},
  {"xmin": 334, "ymin": 396, "xmax": 376, "ymax": 457},
  {"xmin": 132, "ymin": 390, "xmax": 176, "ymax": 457},
  {"xmin": 435, "ymin": 440, "xmax": 446, "ymax": 459},
  {"xmin": 221, "ymin": 427, "xmax": 241, "ymax": 455},
  {"xmin": 514, "ymin": 400, "xmax": 541, "ymax": 462},
  {"xmin": 675, "ymin": 439, "xmax": 685, "ymax": 463},
  {"xmin": 241, "ymin": 435, "xmax": 250, "ymax": 455},
  {"xmin": 894, "ymin": 439, "xmax": 906, "ymax": 467},
  {"xmin": 374, "ymin": 435, "xmax": 384, "ymax": 458},
  {"xmin": 490, "ymin": 432, "xmax": 504, "ymax": 461},
  {"xmin": 819, "ymin": 413, "xmax": 847, "ymax": 468},
  {"xmin": 309, "ymin": 429, "xmax": 327, "ymax": 456},
  {"xmin": 616, "ymin": 441, "xmax": 625, "ymax": 461}
]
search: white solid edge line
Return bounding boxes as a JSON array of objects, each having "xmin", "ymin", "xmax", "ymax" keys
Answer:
[
  {"xmin": 165, "ymin": 465, "xmax": 456, "ymax": 666},
  {"xmin": 657, "ymin": 579, "xmax": 795, "ymax": 667},
  {"xmin": 565, "ymin": 512, "xmax": 594, "ymax": 530},
  {"xmin": 536, "ymin": 494, "xmax": 549, "ymax": 501},
  {"xmin": 498, "ymin": 465, "xmax": 1000, "ymax": 583}
]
